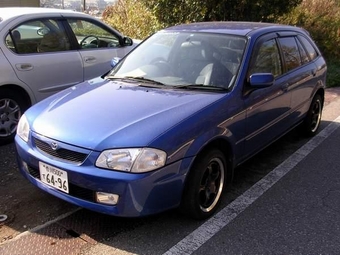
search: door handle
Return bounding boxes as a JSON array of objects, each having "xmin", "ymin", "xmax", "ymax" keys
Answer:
[
  {"xmin": 281, "ymin": 83, "xmax": 289, "ymax": 91},
  {"xmin": 311, "ymin": 69, "xmax": 317, "ymax": 76},
  {"xmin": 84, "ymin": 56, "xmax": 96, "ymax": 63},
  {"xmin": 15, "ymin": 63, "xmax": 33, "ymax": 71}
]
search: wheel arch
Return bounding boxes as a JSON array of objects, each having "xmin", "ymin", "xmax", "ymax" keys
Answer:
[
  {"xmin": 199, "ymin": 138, "xmax": 233, "ymax": 181},
  {"xmin": 315, "ymin": 87, "xmax": 325, "ymax": 106},
  {"xmin": 184, "ymin": 136, "xmax": 235, "ymax": 187},
  {"xmin": 179, "ymin": 137, "xmax": 234, "ymax": 219},
  {"xmin": 0, "ymin": 84, "xmax": 32, "ymax": 107}
]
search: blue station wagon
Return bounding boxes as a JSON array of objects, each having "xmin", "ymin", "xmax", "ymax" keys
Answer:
[{"xmin": 15, "ymin": 22, "xmax": 326, "ymax": 219}]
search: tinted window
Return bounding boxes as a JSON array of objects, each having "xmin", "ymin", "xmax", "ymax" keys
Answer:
[
  {"xmin": 249, "ymin": 39, "xmax": 282, "ymax": 77},
  {"xmin": 298, "ymin": 35, "xmax": 318, "ymax": 61},
  {"xmin": 279, "ymin": 37, "xmax": 301, "ymax": 72},
  {"xmin": 6, "ymin": 19, "xmax": 70, "ymax": 54},
  {"xmin": 296, "ymin": 38, "xmax": 309, "ymax": 64}
]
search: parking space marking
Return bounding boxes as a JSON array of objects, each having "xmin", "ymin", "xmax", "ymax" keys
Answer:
[
  {"xmin": 2, "ymin": 208, "xmax": 80, "ymax": 244},
  {"xmin": 164, "ymin": 115, "xmax": 340, "ymax": 255}
]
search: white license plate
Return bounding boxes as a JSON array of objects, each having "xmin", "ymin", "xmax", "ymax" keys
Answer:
[{"xmin": 39, "ymin": 162, "xmax": 69, "ymax": 193}]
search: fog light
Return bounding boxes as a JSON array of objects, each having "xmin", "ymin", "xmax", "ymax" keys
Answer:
[
  {"xmin": 96, "ymin": 192, "xmax": 119, "ymax": 205},
  {"xmin": 22, "ymin": 161, "xmax": 29, "ymax": 173}
]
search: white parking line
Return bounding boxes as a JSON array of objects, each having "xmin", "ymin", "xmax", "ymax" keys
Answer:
[
  {"xmin": 164, "ymin": 115, "xmax": 340, "ymax": 255},
  {"xmin": 3, "ymin": 208, "xmax": 80, "ymax": 244}
]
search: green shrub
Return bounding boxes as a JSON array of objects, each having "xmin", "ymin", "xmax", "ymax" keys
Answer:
[
  {"xmin": 326, "ymin": 61, "xmax": 340, "ymax": 88},
  {"xmin": 277, "ymin": 0, "xmax": 340, "ymax": 60},
  {"xmin": 276, "ymin": 0, "xmax": 340, "ymax": 87},
  {"xmin": 102, "ymin": 0, "xmax": 163, "ymax": 40}
]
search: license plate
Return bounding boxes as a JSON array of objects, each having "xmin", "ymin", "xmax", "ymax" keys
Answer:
[{"xmin": 39, "ymin": 162, "xmax": 69, "ymax": 193}]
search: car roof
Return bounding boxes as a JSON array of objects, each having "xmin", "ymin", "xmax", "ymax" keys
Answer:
[
  {"xmin": 0, "ymin": 7, "xmax": 79, "ymax": 22},
  {"xmin": 164, "ymin": 21, "xmax": 305, "ymax": 37}
]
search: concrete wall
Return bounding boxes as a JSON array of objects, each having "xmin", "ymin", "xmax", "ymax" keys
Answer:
[{"xmin": 0, "ymin": 0, "xmax": 40, "ymax": 7}]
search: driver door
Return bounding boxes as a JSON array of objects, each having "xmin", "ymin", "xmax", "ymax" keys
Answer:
[
  {"xmin": 244, "ymin": 35, "xmax": 292, "ymax": 157},
  {"xmin": 66, "ymin": 18, "xmax": 127, "ymax": 80}
]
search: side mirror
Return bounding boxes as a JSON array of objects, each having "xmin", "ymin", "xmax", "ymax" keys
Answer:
[
  {"xmin": 122, "ymin": 37, "xmax": 133, "ymax": 46},
  {"xmin": 37, "ymin": 27, "xmax": 50, "ymax": 36},
  {"xmin": 111, "ymin": 57, "xmax": 121, "ymax": 67},
  {"xmin": 249, "ymin": 73, "xmax": 274, "ymax": 88}
]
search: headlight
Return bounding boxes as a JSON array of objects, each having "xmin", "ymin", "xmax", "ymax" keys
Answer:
[
  {"xmin": 17, "ymin": 114, "xmax": 30, "ymax": 142},
  {"xmin": 95, "ymin": 148, "xmax": 167, "ymax": 173}
]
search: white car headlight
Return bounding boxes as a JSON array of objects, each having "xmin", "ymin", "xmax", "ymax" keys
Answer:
[
  {"xmin": 17, "ymin": 114, "xmax": 30, "ymax": 142},
  {"xmin": 96, "ymin": 148, "xmax": 167, "ymax": 173}
]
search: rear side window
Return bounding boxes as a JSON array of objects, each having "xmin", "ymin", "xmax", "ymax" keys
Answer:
[
  {"xmin": 298, "ymin": 35, "xmax": 318, "ymax": 61},
  {"xmin": 278, "ymin": 37, "xmax": 301, "ymax": 72},
  {"xmin": 6, "ymin": 19, "xmax": 71, "ymax": 54}
]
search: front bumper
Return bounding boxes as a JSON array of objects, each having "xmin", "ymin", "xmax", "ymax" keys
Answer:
[{"xmin": 15, "ymin": 134, "xmax": 192, "ymax": 217}]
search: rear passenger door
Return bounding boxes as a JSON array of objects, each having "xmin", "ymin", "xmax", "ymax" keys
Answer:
[
  {"xmin": 3, "ymin": 18, "xmax": 83, "ymax": 102},
  {"xmin": 278, "ymin": 34, "xmax": 320, "ymax": 115}
]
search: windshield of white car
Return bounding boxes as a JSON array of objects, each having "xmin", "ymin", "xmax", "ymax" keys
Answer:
[{"xmin": 107, "ymin": 31, "xmax": 247, "ymax": 91}]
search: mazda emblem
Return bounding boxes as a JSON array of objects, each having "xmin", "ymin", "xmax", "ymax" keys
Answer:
[{"xmin": 50, "ymin": 142, "xmax": 58, "ymax": 150}]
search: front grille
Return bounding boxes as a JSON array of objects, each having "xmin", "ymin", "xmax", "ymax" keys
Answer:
[
  {"xmin": 27, "ymin": 165, "xmax": 95, "ymax": 202},
  {"xmin": 34, "ymin": 138, "xmax": 88, "ymax": 164}
]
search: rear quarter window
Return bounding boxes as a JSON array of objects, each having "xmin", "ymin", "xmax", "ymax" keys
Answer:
[
  {"xmin": 298, "ymin": 35, "xmax": 318, "ymax": 61},
  {"xmin": 296, "ymin": 38, "xmax": 309, "ymax": 64}
]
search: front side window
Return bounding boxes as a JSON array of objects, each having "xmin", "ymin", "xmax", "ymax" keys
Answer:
[
  {"xmin": 6, "ymin": 19, "xmax": 70, "ymax": 54},
  {"xmin": 67, "ymin": 19, "xmax": 120, "ymax": 49},
  {"xmin": 249, "ymin": 39, "xmax": 282, "ymax": 77},
  {"xmin": 278, "ymin": 37, "xmax": 301, "ymax": 72}
]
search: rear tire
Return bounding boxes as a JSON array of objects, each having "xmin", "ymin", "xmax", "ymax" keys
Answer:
[
  {"xmin": 300, "ymin": 94, "xmax": 323, "ymax": 137},
  {"xmin": 180, "ymin": 149, "xmax": 226, "ymax": 220},
  {"xmin": 0, "ymin": 89, "xmax": 29, "ymax": 145}
]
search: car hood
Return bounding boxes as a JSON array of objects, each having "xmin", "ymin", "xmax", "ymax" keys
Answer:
[{"xmin": 29, "ymin": 78, "xmax": 226, "ymax": 151}]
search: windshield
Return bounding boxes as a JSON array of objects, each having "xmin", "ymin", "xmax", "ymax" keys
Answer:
[{"xmin": 107, "ymin": 31, "xmax": 247, "ymax": 90}]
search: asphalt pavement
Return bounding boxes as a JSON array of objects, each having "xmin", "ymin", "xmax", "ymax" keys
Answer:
[{"xmin": 191, "ymin": 117, "xmax": 340, "ymax": 254}]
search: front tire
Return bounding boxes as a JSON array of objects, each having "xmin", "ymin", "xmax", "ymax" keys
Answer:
[
  {"xmin": 300, "ymin": 94, "xmax": 323, "ymax": 137},
  {"xmin": 180, "ymin": 149, "xmax": 226, "ymax": 220},
  {"xmin": 0, "ymin": 89, "xmax": 29, "ymax": 145}
]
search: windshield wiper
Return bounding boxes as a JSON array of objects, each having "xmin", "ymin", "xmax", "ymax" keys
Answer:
[
  {"xmin": 124, "ymin": 76, "xmax": 165, "ymax": 86},
  {"xmin": 106, "ymin": 76, "xmax": 165, "ymax": 86},
  {"xmin": 174, "ymin": 84, "xmax": 230, "ymax": 91},
  {"xmin": 106, "ymin": 76, "xmax": 127, "ymax": 80}
]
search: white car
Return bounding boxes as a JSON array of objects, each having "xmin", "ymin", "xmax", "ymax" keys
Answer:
[{"xmin": 0, "ymin": 7, "xmax": 138, "ymax": 144}]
